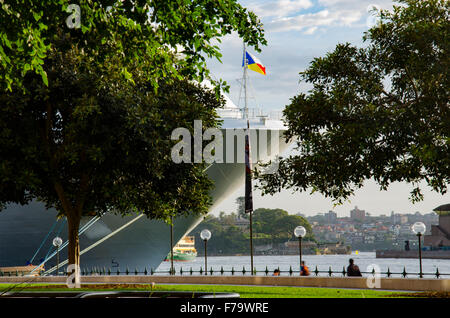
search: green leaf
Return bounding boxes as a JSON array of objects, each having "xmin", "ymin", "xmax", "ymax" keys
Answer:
[
  {"xmin": 33, "ymin": 11, "xmax": 41, "ymax": 21},
  {"xmin": 40, "ymin": 69, "xmax": 48, "ymax": 86}
]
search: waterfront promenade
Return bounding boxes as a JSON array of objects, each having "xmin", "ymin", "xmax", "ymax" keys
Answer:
[{"xmin": 1, "ymin": 275, "xmax": 449, "ymax": 292}]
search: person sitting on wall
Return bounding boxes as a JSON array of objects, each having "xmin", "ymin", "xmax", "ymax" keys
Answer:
[
  {"xmin": 347, "ymin": 258, "xmax": 362, "ymax": 277},
  {"xmin": 300, "ymin": 261, "xmax": 310, "ymax": 276},
  {"xmin": 272, "ymin": 269, "xmax": 280, "ymax": 276}
]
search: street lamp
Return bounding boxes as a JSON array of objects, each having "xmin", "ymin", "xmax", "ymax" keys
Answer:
[
  {"xmin": 169, "ymin": 216, "xmax": 174, "ymax": 275},
  {"xmin": 52, "ymin": 236, "xmax": 63, "ymax": 276},
  {"xmin": 294, "ymin": 226, "xmax": 306, "ymax": 275},
  {"xmin": 411, "ymin": 222, "xmax": 426, "ymax": 278},
  {"xmin": 200, "ymin": 229, "xmax": 211, "ymax": 276}
]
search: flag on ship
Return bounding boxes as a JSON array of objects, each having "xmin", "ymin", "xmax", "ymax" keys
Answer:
[
  {"xmin": 242, "ymin": 50, "xmax": 266, "ymax": 75},
  {"xmin": 244, "ymin": 127, "xmax": 253, "ymax": 213}
]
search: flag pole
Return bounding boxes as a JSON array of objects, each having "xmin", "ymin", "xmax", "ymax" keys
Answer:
[
  {"xmin": 243, "ymin": 43, "xmax": 249, "ymax": 119},
  {"xmin": 243, "ymin": 41, "xmax": 254, "ymax": 275},
  {"xmin": 170, "ymin": 215, "xmax": 174, "ymax": 275},
  {"xmin": 248, "ymin": 125, "xmax": 254, "ymax": 276}
]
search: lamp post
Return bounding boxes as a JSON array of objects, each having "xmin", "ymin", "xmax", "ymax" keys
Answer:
[
  {"xmin": 52, "ymin": 237, "xmax": 63, "ymax": 276},
  {"xmin": 200, "ymin": 229, "xmax": 211, "ymax": 276},
  {"xmin": 294, "ymin": 226, "xmax": 306, "ymax": 275},
  {"xmin": 170, "ymin": 216, "xmax": 174, "ymax": 275},
  {"xmin": 411, "ymin": 222, "xmax": 426, "ymax": 278}
]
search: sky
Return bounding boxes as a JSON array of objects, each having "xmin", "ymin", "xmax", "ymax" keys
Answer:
[{"xmin": 206, "ymin": 0, "xmax": 449, "ymax": 217}]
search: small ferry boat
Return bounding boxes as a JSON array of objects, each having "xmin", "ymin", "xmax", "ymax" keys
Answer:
[
  {"xmin": 165, "ymin": 236, "xmax": 197, "ymax": 262},
  {"xmin": 0, "ymin": 264, "xmax": 45, "ymax": 276}
]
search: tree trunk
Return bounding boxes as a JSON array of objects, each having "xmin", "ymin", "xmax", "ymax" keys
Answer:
[
  {"xmin": 66, "ymin": 213, "xmax": 81, "ymax": 287},
  {"xmin": 67, "ymin": 214, "xmax": 80, "ymax": 267}
]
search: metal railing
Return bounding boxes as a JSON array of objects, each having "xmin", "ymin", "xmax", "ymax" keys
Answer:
[
  {"xmin": 1, "ymin": 265, "xmax": 449, "ymax": 279},
  {"xmin": 0, "ymin": 265, "xmax": 440, "ymax": 279},
  {"xmin": 217, "ymin": 107, "xmax": 283, "ymax": 121}
]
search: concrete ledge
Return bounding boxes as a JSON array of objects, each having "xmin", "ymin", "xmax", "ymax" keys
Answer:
[{"xmin": 1, "ymin": 275, "xmax": 449, "ymax": 292}]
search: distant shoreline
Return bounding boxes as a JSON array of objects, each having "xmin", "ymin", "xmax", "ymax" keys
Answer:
[{"xmin": 196, "ymin": 252, "xmax": 361, "ymax": 257}]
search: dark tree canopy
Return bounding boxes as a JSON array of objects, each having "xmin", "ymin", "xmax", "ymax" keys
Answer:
[
  {"xmin": 256, "ymin": 0, "xmax": 449, "ymax": 203},
  {"xmin": 0, "ymin": 39, "xmax": 220, "ymax": 218}
]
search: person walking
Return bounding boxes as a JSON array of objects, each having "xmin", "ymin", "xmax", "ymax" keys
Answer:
[{"xmin": 347, "ymin": 258, "xmax": 362, "ymax": 277}]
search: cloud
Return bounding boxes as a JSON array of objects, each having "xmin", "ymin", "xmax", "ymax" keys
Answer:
[
  {"xmin": 243, "ymin": 0, "xmax": 395, "ymax": 34},
  {"xmin": 248, "ymin": 0, "xmax": 314, "ymax": 19},
  {"xmin": 303, "ymin": 26, "xmax": 318, "ymax": 34},
  {"xmin": 268, "ymin": 8, "xmax": 363, "ymax": 33},
  {"xmin": 207, "ymin": 0, "xmax": 397, "ymax": 112}
]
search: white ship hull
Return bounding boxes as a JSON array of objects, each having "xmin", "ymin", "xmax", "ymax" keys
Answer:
[{"xmin": 0, "ymin": 120, "xmax": 291, "ymax": 273}]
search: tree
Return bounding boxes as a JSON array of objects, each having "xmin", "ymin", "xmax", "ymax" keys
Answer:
[
  {"xmin": 0, "ymin": 43, "xmax": 221, "ymax": 272},
  {"xmin": 189, "ymin": 214, "xmax": 249, "ymax": 255},
  {"xmin": 252, "ymin": 208, "xmax": 289, "ymax": 233},
  {"xmin": 272, "ymin": 214, "xmax": 313, "ymax": 241},
  {"xmin": 0, "ymin": 1, "xmax": 266, "ymax": 275},
  {"xmin": 253, "ymin": 208, "xmax": 314, "ymax": 242},
  {"xmin": 256, "ymin": 0, "xmax": 449, "ymax": 204},
  {"xmin": 0, "ymin": 0, "xmax": 266, "ymax": 92},
  {"xmin": 235, "ymin": 196, "xmax": 248, "ymax": 219},
  {"xmin": 189, "ymin": 209, "xmax": 315, "ymax": 253}
]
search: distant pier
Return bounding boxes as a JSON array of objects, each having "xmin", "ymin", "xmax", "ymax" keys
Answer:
[
  {"xmin": 377, "ymin": 204, "xmax": 450, "ymax": 260},
  {"xmin": 376, "ymin": 250, "xmax": 450, "ymax": 259}
]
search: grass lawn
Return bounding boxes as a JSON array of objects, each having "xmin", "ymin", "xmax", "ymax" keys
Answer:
[
  {"xmin": 140, "ymin": 284, "xmax": 402, "ymax": 298},
  {"xmin": 0, "ymin": 283, "xmax": 437, "ymax": 298}
]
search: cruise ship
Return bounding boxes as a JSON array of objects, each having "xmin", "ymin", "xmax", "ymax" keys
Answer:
[{"xmin": 0, "ymin": 93, "xmax": 291, "ymax": 274}]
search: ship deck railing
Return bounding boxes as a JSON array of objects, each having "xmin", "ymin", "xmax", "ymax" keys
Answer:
[{"xmin": 218, "ymin": 107, "xmax": 283, "ymax": 121}]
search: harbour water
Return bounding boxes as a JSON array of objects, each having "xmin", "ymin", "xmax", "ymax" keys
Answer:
[{"xmin": 156, "ymin": 252, "xmax": 450, "ymax": 278}]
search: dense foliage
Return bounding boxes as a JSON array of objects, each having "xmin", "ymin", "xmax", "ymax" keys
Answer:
[
  {"xmin": 256, "ymin": 0, "xmax": 449, "ymax": 204},
  {"xmin": 0, "ymin": 0, "xmax": 266, "ymax": 92},
  {"xmin": 253, "ymin": 208, "xmax": 314, "ymax": 242}
]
